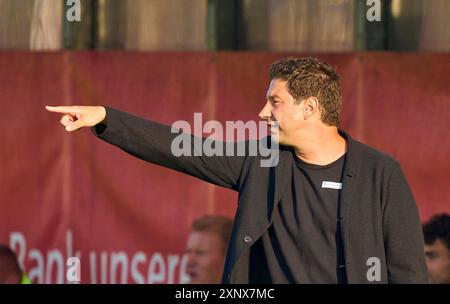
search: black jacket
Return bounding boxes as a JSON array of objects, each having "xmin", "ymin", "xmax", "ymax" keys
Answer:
[{"xmin": 92, "ymin": 106, "xmax": 428, "ymax": 284}]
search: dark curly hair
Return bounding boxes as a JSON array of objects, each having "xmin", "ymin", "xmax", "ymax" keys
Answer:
[
  {"xmin": 269, "ymin": 57, "xmax": 342, "ymax": 127},
  {"xmin": 423, "ymin": 213, "xmax": 450, "ymax": 250}
]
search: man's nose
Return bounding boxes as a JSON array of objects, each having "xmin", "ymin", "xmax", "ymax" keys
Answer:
[
  {"xmin": 425, "ymin": 259, "xmax": 432, "ymax": 270},
  {"xmin": 186, "ymin": 254, "xmax": 197, "ymax": 266},
  {"xmin": 259, "ymin": 102, "xmax": 272, "ymax": 120}
]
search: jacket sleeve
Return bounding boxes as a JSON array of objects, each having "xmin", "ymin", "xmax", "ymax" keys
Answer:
[
  {"xmin": 382, "ymin": 161, "xmax": 428, "ymax": 283},
  {"xmin": 91, "ymin": 106, "xmax": 246, "ymax": 191}
]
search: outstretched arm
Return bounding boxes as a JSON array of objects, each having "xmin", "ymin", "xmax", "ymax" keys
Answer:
[{"xmin": 45, "ymin": 105, "xmax": 246, "ymax": 191}]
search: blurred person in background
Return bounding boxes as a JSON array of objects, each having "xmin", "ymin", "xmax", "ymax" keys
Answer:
[
  {"xmin": 0, "ymin": 244, "xmax": 31, "ymax": 284},
  {"xmin": 185, "ymin": 215, "xmax": 233, "ymax": 284},
  {"xmin": 423, "ymin": 213, "xmax": 450, "ymax": 284}
]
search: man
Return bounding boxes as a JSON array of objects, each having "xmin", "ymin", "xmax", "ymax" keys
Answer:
[
  {"xmin": 185, "ymin": 215, "xmax": 233, "ymax": 284},
  {"xmin": 0, "ymin": 245, "xmax": 31, "ymax": 284},
  {"xmin": 423, "ymin": 213, "xmax": 450, "ymax": 283},
  {"xmin": 46, "ymin": 57, "xmax": 427, "ymax": 283}
]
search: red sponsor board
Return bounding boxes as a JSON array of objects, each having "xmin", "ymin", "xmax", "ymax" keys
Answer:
[{"xmin": 0, "ymin": 52, "xmax": 449, "ymax": 283}]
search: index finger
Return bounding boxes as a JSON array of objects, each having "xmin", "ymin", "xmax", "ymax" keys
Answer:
[{"xmin": 45, "ymin": 106, "xmax": 82, "ymax": 115}]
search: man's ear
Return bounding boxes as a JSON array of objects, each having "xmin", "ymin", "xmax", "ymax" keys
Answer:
[{"xmin": 303, "ymin": 97, "xmax": 319, "ymax": 119}]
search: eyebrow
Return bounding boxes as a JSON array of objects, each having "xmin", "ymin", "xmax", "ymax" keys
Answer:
[{"xmin": 267, "ymin": 95, "xmax": 282, "ymax": 101}]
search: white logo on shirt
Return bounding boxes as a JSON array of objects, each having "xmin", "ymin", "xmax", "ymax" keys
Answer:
[{"xmin": 321, "ymin": 181, "xmax": 342, "ymax": 190}]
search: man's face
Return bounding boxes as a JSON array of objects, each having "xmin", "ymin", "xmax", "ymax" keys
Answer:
[
  {"xmin": 259, "ymin": 79, "xmax": 306, "ymax": 145},
  {"xmin": 424, "ymin": 239, "xmax": 450, "ymax": 284},
  {"xmin": 185, "ymin": 231, "xmax": 226, "ymax": 284}
]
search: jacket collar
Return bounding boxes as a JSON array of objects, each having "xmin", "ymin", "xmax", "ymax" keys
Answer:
[
  {"xmin": 271, "ymin": 146, "xmax": 293, "ymax": 220},
  {"xmin": 337, "ymin": 129, "xmax": 358, "ymax": 221}
]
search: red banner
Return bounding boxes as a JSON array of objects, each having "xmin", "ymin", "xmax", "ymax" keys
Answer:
[{"xmin": 0, "ymin": 52, "xmax": 449, "ymax": 283}]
